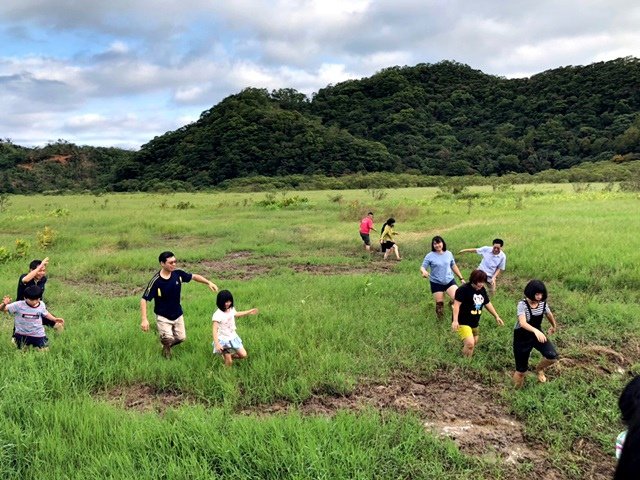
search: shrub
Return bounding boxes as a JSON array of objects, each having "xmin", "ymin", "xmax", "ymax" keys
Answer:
[
  {"xmin": 37, "ymin": 226, "xmax": 56, "ymax": 249},
  {"xmin": 14, "ymin": 239, "xmax": 30, "ymax": 258},
  {"xmin": 174, "ymin": 201, "xmax": 195, "ymax": 210},
  {"xmin": 48, "ymin": 208, "xmax": 70, "ymax": 217},
  {"xmin": 0, "ymin": 193, "xmax": 10, "ymax": 212},
  {"xmin": 256, "ymin": 192, "xmax": 309, "ymax": 208}
]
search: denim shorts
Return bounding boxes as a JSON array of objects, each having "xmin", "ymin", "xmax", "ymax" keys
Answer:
[
  {"xmin": 213, "ymin": 336, "xmax": 243, "ymax": 355},
  {"xmin": 430, "ymin": 279, "xmax": 457, "ymax": 293}
]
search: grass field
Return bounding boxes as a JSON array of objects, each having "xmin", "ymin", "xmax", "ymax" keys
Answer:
[{"xmin": 0, "ymin": 184, "xmax": 638, "ymax": 479}]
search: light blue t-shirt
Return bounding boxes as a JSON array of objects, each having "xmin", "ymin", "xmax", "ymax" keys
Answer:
[
  {"xmin": 477, "ymin": 246, "xmax": 506, "ymax": 279},
  {"xmin": 422, "ymin": 251, "xmax": 456, "ymax": 285},
  {"xmin": 6, "ymin": 300, "xmax": 49, "ymax": 337}
]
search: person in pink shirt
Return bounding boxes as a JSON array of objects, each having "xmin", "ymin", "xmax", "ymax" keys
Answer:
[{"xmin": 359, "ymin": 211, "xmax": 377, "ymax": 252}]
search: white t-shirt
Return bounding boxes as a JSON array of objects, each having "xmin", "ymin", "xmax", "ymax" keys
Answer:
[
  {"xmin": 477, "ymin": 246, "xmax": 506, "ymax": 279},
  {"xmin": 212, "ymin": 307, "xmax": 237, "ymax": 341}
]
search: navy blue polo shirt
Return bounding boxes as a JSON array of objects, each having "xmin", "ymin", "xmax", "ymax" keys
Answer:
[{"xmin": 142, "ymin": 270, "xmax": 193, "ymax": 320}]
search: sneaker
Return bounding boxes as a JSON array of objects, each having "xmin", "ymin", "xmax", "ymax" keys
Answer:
[{"xmin": 162, "ymin": 344, "xmax": 172, "ymax": 358}]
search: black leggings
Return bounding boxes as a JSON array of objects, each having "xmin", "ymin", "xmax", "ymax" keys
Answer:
[{"xmin": 513, "ymin": 331, "xmax": 558, "ymax": 373}]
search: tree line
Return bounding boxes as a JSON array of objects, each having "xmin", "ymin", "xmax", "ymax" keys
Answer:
[{"xmin": 1, "ymin": 57, "xmax": 639, "ymax": 192}]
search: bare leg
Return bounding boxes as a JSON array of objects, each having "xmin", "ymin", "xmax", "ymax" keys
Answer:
[
  {"xmin": 223, "ymin": 353, "xmax": 233, "ymax": 367},
  {"xmin": 462, "ymin": 336, "xmax": 475, "ymax": 357}
]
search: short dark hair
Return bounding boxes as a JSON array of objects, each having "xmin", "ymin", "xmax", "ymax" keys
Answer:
[
  {"xmin": 158, "ymin": 251, "xmax": 175, "ymax": 263},
  {"xmin": 492, "ymin": 238, "xmax": 504, "ymax": 246},
  {"xmin": 431, "ymin": 235, "xmax": 447, "ymax": 251},
  {"xmin": 368, "ymin": 211, "xmax": 374, "ymax": 215},
  {"xmin": 216, "ymin": 290, "xmax": 234, "ymax": 311},
  {"xmin": 24, "ymin": 285, "xmax": 43, "ymax": 300},
  {"xmin": 469, "ymin": 269, "xmax": 488, "ymax": 284},
  {"xmin": 620, "ymin": 376, "xmax": 640, "ymax": 426},
  {"xmin": 29, "ymin": 259, "xmax": 42, "ymax": 271},
  {"xmin": 524, "ymin": 280, "xmax": 547, "ymax": 302}
]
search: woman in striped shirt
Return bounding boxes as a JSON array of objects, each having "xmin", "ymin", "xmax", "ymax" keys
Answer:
[{"xmin": 512, "ymin": 280, "xmax": 559, "ymax": 388}]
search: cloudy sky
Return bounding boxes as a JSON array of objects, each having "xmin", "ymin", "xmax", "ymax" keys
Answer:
[{"xmin": 1, "ymin": 0, "xmax": 638, "ymax": 149}]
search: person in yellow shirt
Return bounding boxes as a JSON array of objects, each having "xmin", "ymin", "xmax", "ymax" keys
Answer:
[{"xmin": 379, "ymin": 218, "xmax": 401, "ymax": 260}]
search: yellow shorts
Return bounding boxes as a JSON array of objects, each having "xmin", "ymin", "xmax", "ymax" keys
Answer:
[{"xmin": 457, "ymin": 325, "xmax": 479, "ymax": 340}]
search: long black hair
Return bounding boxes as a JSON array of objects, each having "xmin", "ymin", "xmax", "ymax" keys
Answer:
[
  {"xmin": 380, "ymin": 217, "xmax": 395, "ymax": 234},
  {"xmin": 216, "ymin": 290, "xmax": 234, "ymax": 311}
]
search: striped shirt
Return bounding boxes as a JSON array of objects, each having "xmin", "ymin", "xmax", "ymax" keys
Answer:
[
  {"xmin": 514, "ymin": 300, "xmax": 551, "ymax": 330},
  {"xmin": 6, "ymin": 300, "xmax": 49, "ymax": 337}
]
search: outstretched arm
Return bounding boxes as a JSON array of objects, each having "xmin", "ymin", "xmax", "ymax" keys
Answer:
[
  {"xmin": 235, "ymin": 308, "xmax": 259, "ymax": 318},
  {"xmin": 140, "ymin": 298, "xmax": 150, "ymax": 332},
  {"xmin": 485, "ymin": 302, "xmax": 504, "ymax": 326},
  {"xmin": 545, "ymin": 311, "xmax": 558, "ymax": 335},
  {"xmin": 43, "ymin": 312, "xmax": 64, "ymax": 325},
  {"xmin": 457, "ymin": 248, "xmax": 477, "ymax": 254},
  {"xmin": 192, "ymin": 274, "xmax": 218, "ymax": 293},
  {"xmin": 21, "ymin": 257, "xmax": 49, "ymax": 283},
  {"xmin": 451, "ymin": 264, "xmax": 465, "ymax": 283},
  {"xmin": 0, "ymin": 296, "xmax": 10, "ymax": 311}
]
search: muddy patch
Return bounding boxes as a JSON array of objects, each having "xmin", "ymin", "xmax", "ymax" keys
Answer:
[
  {"xmin": 241, "ymin": 372, "xmax": 555, "ymax": 470},
  {"xmin": 198, "ymin": 250, "xmax": 398, "ymax": 279},
  {"xmin": 199, "ymin": 250, "xmax": 273, "ymax": 280},
  {"xmin": 290, "ymin": 261, "xmax": 397, "ymax": 275},
  {"xmin": 98, "ymin": 384, "xmax": 192, "ymax": 414},
  {"xmin": 555, "ymin": 344, "xmax": 630, "ymax": 376},
  {"xmin": 571, "ymin": 437, "xmax": 616, "ymax": 480}
]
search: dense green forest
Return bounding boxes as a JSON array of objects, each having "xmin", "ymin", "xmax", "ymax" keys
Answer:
[{"xmin": 2, "ymin": 57, "xmax": 639, "ymax": 192}]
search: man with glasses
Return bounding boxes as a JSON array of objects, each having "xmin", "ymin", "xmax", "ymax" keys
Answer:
[
  {"xmin": 458, "ymin": 238, "xmax": 506, "ymax": 294},
  {"xmin": 140, "ymin": 251, "xmax": 219, "ymax": 358}
]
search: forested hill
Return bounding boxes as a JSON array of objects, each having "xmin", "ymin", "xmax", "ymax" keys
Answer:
[
  {"xmin": 121, "ymin": 57, "xmax": 640, "ymax": 188},
  {"xmin": 2, "ymin": 57, "xmax": 640, "ymax": 192}
]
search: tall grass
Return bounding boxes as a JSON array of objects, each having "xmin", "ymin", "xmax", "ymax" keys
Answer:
[{"xmin": 0, "ymin": 184, "xmax": 637, "ymax": 478}]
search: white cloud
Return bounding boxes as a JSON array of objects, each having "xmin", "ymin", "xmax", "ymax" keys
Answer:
[{"xmin": 0, "ymin": 0, "xmax": 638, "ymax": 147}]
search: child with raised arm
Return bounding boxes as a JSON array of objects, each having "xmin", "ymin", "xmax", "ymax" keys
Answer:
[
  {"xmin": 212, "ymin": 290, "xmax": 258, "ymax": 367},
  {"xmin": 0, "ymin": 285, "xmax": 64, "ymax": 350}
]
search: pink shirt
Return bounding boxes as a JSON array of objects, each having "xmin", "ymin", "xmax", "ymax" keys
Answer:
[{"xmin": 359, "ymin": 217, "xmax": 374, "ymax": 234}]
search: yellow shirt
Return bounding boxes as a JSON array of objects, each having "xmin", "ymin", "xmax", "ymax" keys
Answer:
[{"xmin": 380, "ymin": 225, "xmax": 396, "ymax": 242}]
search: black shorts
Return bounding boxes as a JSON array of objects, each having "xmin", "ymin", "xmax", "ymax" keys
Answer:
[
  {"xmin": 513, "ymin": 330, "xmax": 558, "ymax": 372},
  {"xmin": 14, "ymin": 334, "xmax": 48, "ymax": 349},
  {"xmin": 360, "ymin": 233, "xmax": 371, "ymax": 245},
  {"xmin": 381, "ymin": 241, "xmax": 395, "ymax": 252},
  {"xmin": 430, "ymin": 279, "xmax": 457, "ymax": 293}
]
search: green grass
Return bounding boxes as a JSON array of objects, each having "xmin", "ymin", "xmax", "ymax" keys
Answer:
[{"xmin": 0, "ymin": 184, "xmax": 637, "ymax": 479}]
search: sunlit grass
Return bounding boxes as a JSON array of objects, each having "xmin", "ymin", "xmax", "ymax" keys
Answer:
[{"xmin": 0, "ymin": 184, "xmax": 637, "ymax": 478}]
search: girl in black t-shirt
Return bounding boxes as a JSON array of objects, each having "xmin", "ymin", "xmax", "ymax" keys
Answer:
[{"xmin": 452, "ymin": 269, "xmax": 504, "ymax": 358}]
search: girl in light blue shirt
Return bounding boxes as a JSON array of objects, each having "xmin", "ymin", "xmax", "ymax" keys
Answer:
[{"xmin": 420, "ymin": 236, "xmax": 465, "ymax": 321}]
